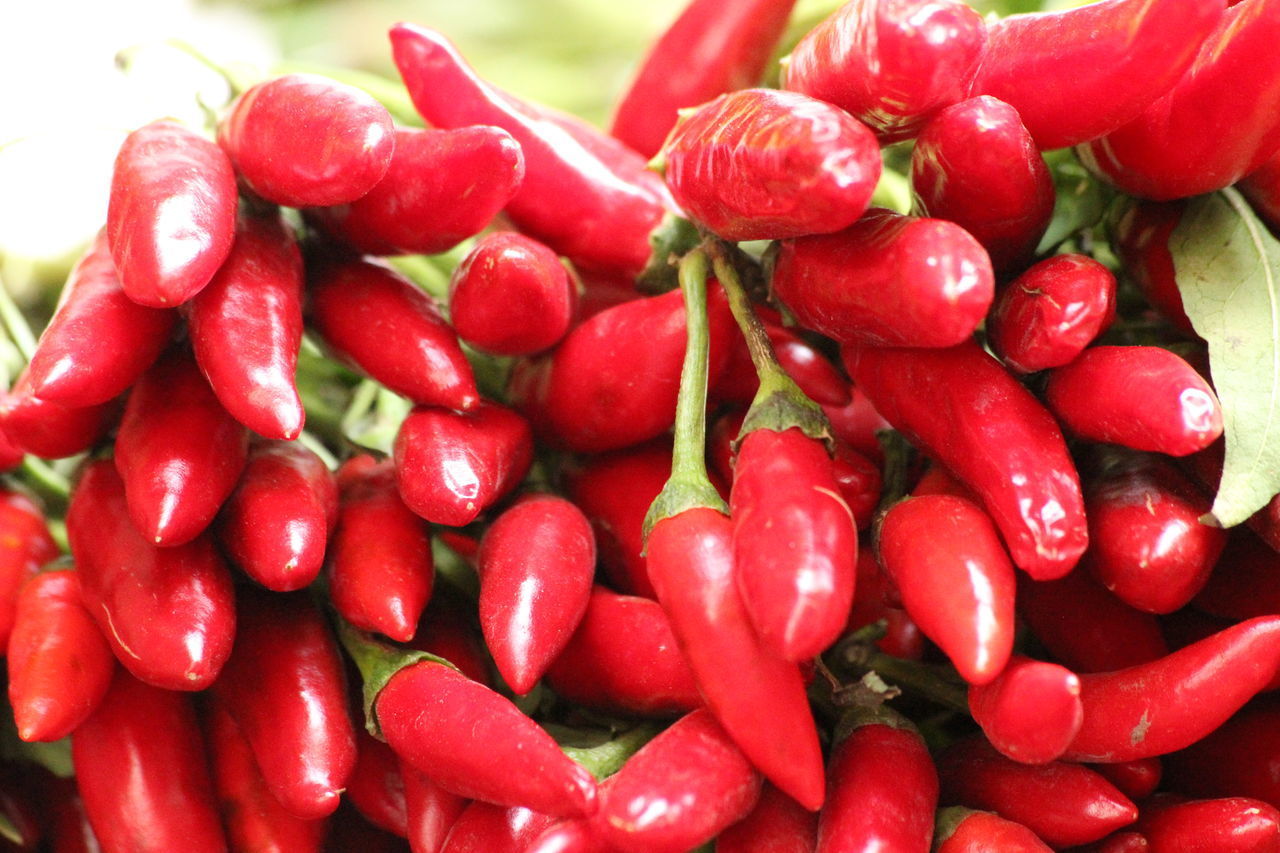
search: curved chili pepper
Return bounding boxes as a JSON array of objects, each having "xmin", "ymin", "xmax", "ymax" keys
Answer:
[
  {"xmin": 72, "ymin": 669, "xmax": 227, "ymax": 852},
  {"xmin": 26, "ymin": 231, "xmax": 175, "ymax": 406},
  {"xmin": 390, "ymin": 23, "xmax": 669, "ymax": 279},
  {"xmin": 307, "ymin": 125, "xmax": 524, "ymax": 256},
  {"xmin": 1163, "ymin": 697, "xmax": 1280, "ymax": 806},
  {"xmin": 845, "ymin": 340, "xmax": 1087, "ymax": 579},
  {"xmin": 846, "ymin": 545, "xmax": 926, "ymax": 661},
  {"xmin": 0, "ymin": 371, "xmax": 117, "ymax": 460},
  {"xmin": 1138, "ymin": 796, "xmax": 1280, "ymax": 851},
  {"xmin": 878, "ymin": 494, "xmax": 1016, "ymax": 685},
  {"xmin": 1193, "ymin": 528, "xmax": 1280, "ymax": 620},
  {"xmin": 0, "ymin": 490, "xmax": 58, "ymax": 653},
  {"xmin": 439, "ymin": 803, "xmax": 555, "ymax": 853},
  {"xmin": 910, "ymin": 96, "xmax": 1053, "ymax": 273},
  {"xmin": 822, "ymin": 385, "xmax": 891, "ymax": 465},
  {"xmin": 67, "ymin": 459, "xmax": 236, "ymax": 691},
  {"xmin": 219, "ymin": 73, "xmax": 394, "ymax": 207},
  {"xmin": 403, "ymin": 762, "xmax": 467, "ymax": 853},
  {"xmin": 448, "ymin": 232, "xmax": 577, "ymax": 357},
  {"xmin": 968, "ymin": 655, "xmax": 1083, "ymax": 765},
  {"xmin": 714, "ymin": 309, "xmax": 850, "ymax": 409},
  {"xmin": 307, "ymin": 256, "xmax": 478, "ymax": 412},
  {"xmin": 1077, "ymin": 0, "xmax": 1279, "ymax": 200},
  {"xmin": 774, "ymin": 210, "xmax": 994, "ymax": 349},
  {"xmin": 937, "ymin": 735, "xmax": 1138, "ymax": 848},
  {"xmin": 186, "ymin": 209, "xmax": 305, "ymax": 440},
  {"xmin": 716, "ymin": 784, "xmax": 816, "ymax": 853},
  {"xmin": 107, "ymin": 119, "xmax": 237, "ymax": 307},
  {"xmin": 1092, "ymin": 759, "xmax": 1163, "ymax": 802},
  {"xmin": 6, "ymin": 569, "xmax": 114, "ymax": 743},
  {"xmin": 782, "ymin": 0, "xmax": 986, "ymax": 143},
  {"xmin": 1109, "ymin": 200, "xmax": 1196, "ymax": 335},
  {"xmin": 217, "ymin": 439, "xmax": 338, "ymax": 592},
  {"xmin": 933, "ymin": 807, "xmax": 1051, "ymax": 853},
  {"xmin": 988, "ymin": 254, "xmax": 1117, "ymax": 374},
  {"xmin": 348, "ymin": 729, "xmax": 408, "ymax": 837}
]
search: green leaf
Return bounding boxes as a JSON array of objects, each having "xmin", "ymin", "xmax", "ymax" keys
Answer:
[
  {"xmin": 1170, "ymin": 188, "xmax": 1280, "ymax": 527},
  {"xmin": 1035, "ymin": 149, "xmax": 1114, "ymax": 256}
]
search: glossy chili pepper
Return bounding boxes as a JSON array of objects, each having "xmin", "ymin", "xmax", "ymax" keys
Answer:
[
  {"xmin": 659, "ymin": 88, "xmax": 879, "ymax": 241},
  {"xmin": 447, "ymin": 232, "xmax": 577, "ymax": 357},
  {"xmin": 714, "ymin": 306, "xmax": 850, "ymax": 409},
  {"xmin": 845, "ymin": 340, "xmax": 1087, "ymax": 579},
  {"xmin": 1081, "ymin": 832, "xmax": 1152, "ymax": 853},
  {"xmin": 523, "ymin": 820, "xmax": 603, "ymax": 853},
  {"xmin": 1138, "ymin": 796, "xmax": 1280, "ymax": 851},
  {"xmin": 878, "ymin": 494, "xmax": 1016, "ymax": 684},
  {"xmin": 186, "ymin": 209, "xmax": 305, "ymax": 440},
  {"xmin": 390, "ymin": 24, "xmax": 669, "ymax": 279},
  {"xmin": 73, "ymin": 668, "xmax": 227, "ymax": 852},
  {"xmin": 0, "ymin": 490, "xmax": 58, "ymax": 652},
  {"xmin": 218, "ymin": 73, "xmax": 394, "ymax": 207},
  {"xmin": 716, "ymin": 784, "xmax": 816, "ymax": 853},
  {"xmin": 26, "ymin": 231, "xmax": 175, "ymax": 406},
  {"xmin": 308, "ymin": 256, "xmax": 478, "ymax": 412},
  {"xmin": 6, "ymin": 569, "xmax": 114, "ymax": 743},
  {"xmin": 348, "ymin": 729, "xmax": 408, "ymax": 837},
  {"xmin": 938, "ymin": 736, "xmax": 1138, "ymax": 848},
  {"xmin": 439, "ymin": 803, "xmax": 555, "ymax": 853},
  {"xmin": 783, "ymin": 0, "xmax": 986, "ymax": 143},
  {"xmin": 1092, "ymin": 759, "xmax": 1163, "ymax": 803},
  {"xmin": 1193, "ymin": 528, "xmax": 1280, "ymax": 620},
  {"xmin": 217, "ymin": 439, "xmax": 338, "ymax": 592},
  {"xmin": 933, "ymin": 807, "xmax": 1051, "ymax": 853},
  {"xmin": 0, "ymin": 370, "xmax": 117, "ymax": 460},
  {"xmin": 1109, "ymin": 200, "xmax": 1196, "ymax": 335},
  {"xmin": 822, "ymin": 385, "xmax": 891, "ymax": 465},
  {"xmin": 774, "ymin": 210, "xmax": 993, "ymax": 349},
  {"xmin": 107, "ymin": 119, "xmax": 237, "ymax": 307},
  {"xmin": 988, "ymin": 254, "xmax": 1117, "ymax": 374},
  {"xmin": 67, "ymin": 459, "xmax": 235, "ymax": 691},
  {"xmin": 1163, "ymin": 697, "xmax": 1280, "ymax": 807},
  {"xmin": 476, "ymin": 494, "xmax": 594, "ymax": 694},
  {"xmin": 329, "ymin": 456, "xmax": 433, "ymax": 643},
  {"xmin": 403, "ymin": 762, "xmax": 467, "ymax": 853},
  {"xmin": 845, "ymin": 545, "xmax": 926, "ymax": 661},
  {"xmin": 1078, "ymin": 0, "xmax": 1280, "ymax": 200},
  {"xmin": 910, "ymin": 96, "xmax": 1052, "ymax": 273},
  {"xmin": 968, "ymin": 655, "xmax": 1083, "ymax": 765},
  {"xmin": 393, "ymin": 401, "xmax": 533, "ymax": 528},
  {"xmin": 307, "ymin": 125, "xmax": 524, "ymax": 256}
]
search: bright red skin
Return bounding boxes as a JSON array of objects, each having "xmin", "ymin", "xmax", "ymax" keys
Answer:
[
  {"xmin": 376, "ymin": 661, "xmax": 598, "ymax": 819},
  {"xmin": 329, "ymin": 456, "xmax": 433, "ymax": 643},
  {"xmin": 1084, "ymin": 453, "xmax": 1227, "ymax": 614},
  {"xmin": 390, "ymin": 24, "xmax": 669, "ymax": 279},
  {"xmin": 661, "ymin": 88, "xmax": 880, "ymax": 241},
  {"xmin": 592, "ymin": 710, "xmax": 762, "ymax": 853},
  {"xmin": 308, "ymin": 125, "xmax": 524, "ymax": 256},
  {"xmin": 989, "ymin": 254, "xmax": 1117, "ymax": 374},
  {"xmin": 911, "ymin": 96, "xmax": 1053, "ymax": 273},
  {"xmin": 448, "ymin": 232, "xmax": 577, "ymax": 356},
  {"xmin": 646, "ymin": 508, "xmax": 825, "ymax": 811},
  {"xmin": 308, "ymin": 257, "xmax": 478, "ymax": 412},
  {"xmin": 439, "ymin": 804, "xmax": 556, "ymax": 853},
  {"xmin": 714, "ymin": 312, "xmax": 850, "ymax": 408},
  {"xmin": 610, "ymin": 0, "xmax": 797, "ymax": 157},
  {"xmin": 716, "ymin": 784, "xmax": 817, "ymax": 853},
  {"xmin": 731, "ymin": 428, "xmax": 857, "ymax": 661},
  {"xmin": 1092, "ymin": 759, "xmax": 1163, "ymax": 802},
  {"xmin": 1139, "ymin": 797, "xmax": 1280, "ymax": 852},
  {"xmin": 822, "ymin": 385, "xmax": 891, "ymax": 464},
  {"xmin": 0, "ymin": 429, "xmax": 20, "ymax": 473},
  {"xmin": 845, "ymin": 340, "xmax": 1088, "ymax": 579},
  {"xmin": 187, "ymin": 210, "xmax": 305, "ymax": 440},
  {"xmin": 0, "ymin": 491, "xmax": 58, "ymax": 652},
  {"xmin": 968, "ymin": 655, "xmax": 1083, "ymax": 765},
  {"xmin": 67, "ymin": 460, "xmax": 235, "ymax": 691},
  {"xmin": 7, "ymin": 570, "xmax": 113, "ymax": 743},
  {"xmin": 218, "ymin": 73, "xmax": 394, "ymax": 207},
  {"xmin": 1078, "ymin": 0, "xmax": 1279, "ymax": 200},
  {"xmin": 775, "ymin": 210, "xmax": 994, "ymax": 348},
  {"xmin": 27, "ymin": 231, "xmax": 176, "ymax": 406},
  {"xmin": 0, "ymin": 370, "xmax": 117, "ymax": 460},
  {"xmin": 107, "ymin": 120, "xmax": 237, "ymax": 307},
  {"xmin": 1064, "ymin": 615, "xmax": 1280, "ymax": 763},
  {"xmin": 1087, "ymin": 832, "xmax": 1152, "ymax": 853},
  {"xmin": 508, "ymin": 287, "xmax": 732, "ymax": 454},
  {"xmin": 72, "ymin": 669, "xmax": 228, "ymax": 853},
  {"xmin": 938, "ymin": 736, "xmax": 1138, "ymax": 848},
  {"xmin": 783, "ymin": 0, "xmax": 986, "ymax": 143},
  {"xmin": 477, "ymin": 495, "xmax": 594, "ymax": 695},
  {"xmin": 970, "ymin": 0, "xmax": 1222, "ymax": 150},
  {"xmin": 1110, "ymin": 200, "xmax": 1196, "ymax": 335},
  {"xmin": 525, "ymin": 820, "xmax": 604, "ymax": 853},
  {"xmin": 816, "ymin": 715, "xmax": 938, "ymax": 853},
  {"xmin": 217, "ymin": 439, "xmax": 338, "ymax": 592},
  {"xmin": 545, "ymin": 586, "xmax": 701, "ymax": 718},
  {"xmin": 935, "ymin": 810, "xmax": 1052, "ymax": 853},
  {"xmin": 393, "ymin": 402, "xmax": 533, "ymax": 527},
  {"xmin": 1164, "ymin": 698, "xmax": 1280, "ymax": 808},
  {"xmin": 402, "ymin": 762, "xmax": 467, "ymax": 853},
  {"xmin": 348, "ymin": 730, "xmax": 408, "ymax": 836},
  {"xmin": 878, "ymin": 495, "xmax": 1016, "ymax": 685},
  {"xmin": 1194, "ymin": 528, "xmax": 1280, "ymax": 620},
  {"xmin": 846, "ymin": 545, "xmax": 926, "ymax": 661}
]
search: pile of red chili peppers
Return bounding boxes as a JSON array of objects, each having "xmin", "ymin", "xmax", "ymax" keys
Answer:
[{"xmin": 4, "ymin": 0, "xmax": 1280, "ymax": 849}]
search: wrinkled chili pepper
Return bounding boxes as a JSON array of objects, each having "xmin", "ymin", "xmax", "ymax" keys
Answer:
[
  {"xmin": 402, "ymin": 761, "xmax": 467, "ymax": 853},
  {"xmin": 967, "ymin": 655, "xmax": 1083, "ymax": 765},
  {"xmin": 933, "ymin": 807, "xmax": 1052, "ymax": 853},
  {"xmin": 717, "ymin": 784, "xmax": 816, "ymax": 853},
  {"xmin": 0, "ymin": 371, "xmax": 118, "ymax": 461},
  {"xmin": 348, "ymin": 729, "xmax": 408, "ymax": 837},
  {"xmin": 0, "ymin": 490, "xmax": 58, "ymax": 653}
]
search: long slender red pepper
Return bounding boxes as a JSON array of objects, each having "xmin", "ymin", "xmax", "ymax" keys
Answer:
[
  {"xmin": 968, "ymin": 655, "xmax": 1083, "ymax": 765},
  {"xmin": 933, "ymin": 808, "xmax": 1052, "ymax": 853},
  {"xmin": 0, "ymin": 370, "xmax": 118, "ymax": 460},
  {"xmin": 0, "ymin": 490, "xmax": 58, "ymax": 653},
  {"xmin": 1138, "ymin": 796, "xmax": 1280, "ymax": 851}
]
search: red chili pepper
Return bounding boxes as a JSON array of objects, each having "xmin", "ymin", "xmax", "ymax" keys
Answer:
[
  {"xmin": 822, "ymin": 385, "xmax": 891, "ymax": 465},
  {"xmin": 845, "ymin": 545, "xmax": 926, "ymax": 661},
  {"xmin": 774, "ymin": 210, "xmax": 994, "ymax": 349},
  {"xmin": 106, "ymin": 119, "xmax": 238, "ymax": 307},
  {"xmin": 845, "ymin": 340, "xmax": 1088, "ymax": 579},
  {"xmin": 308, "ymin": 256, "xmax": 479, "ymax": 412},
  {"xmin": 988, "ymin": 254, "xmax": 1117, "ymax": 374},
  {"xmin": 1183, "ymin": 439, "xmax": 1280, "ymax": 553},
  {"xmin": 186, "ymin": 209, "xmax": 305, "ymax": 440},
  {"xmin": 25, "ymin": 231, "xmax": 176, "ymax": 406},
  {"xmin": 67, "ymin": 459, "xmax": 236, "ymax": 691},
  {"xmin": 1138, "ymin": 796, "xmax": 1280, "ymax": 851},
  {"xmin": 1092, "ymin": 759, "xmax": 1163, "ymax": 803},
  {"xmin": 218, "ymin": 73, "xmax": 394, "ymax": 207},
  {"xmin": 403, "ymin": 762, "xmax": 467, "ymax": 853},
  {"xmin": 716, "ymin": 784, "xmax": 816, "ymax": 853},
  {"xmin": 348, "ymin": 729, "xmax": 408, "ymax": 837},
  {"xmin": 1109, "ymin": 199, "xmax": 1196, "ymax": 335},
  {"xmin": 968, "ymin": 655, "xmax": 1083, "ymax": 765},
  {"xmin": 0, "ymin": 490, "xmax": 58, "ymax": 653},
  {"xmin": 933, "ymin": 807, "xmax": 1052, "ymax": 853},
  {"xmin": 910, "ymin": 96, "xmax": 1053, "ymax": 273},
  {"xmin": 0, "ymin": 370, "xmax": 118, "ymax": 460},
  {"xmin": 439, "ymin": 803, "xmax": 556, "ymax": 853},
  {"xmin": 448, "ymin": 232, "xmax": 577, "ymax": 357},
  {"xmin": 6, "ymin": 569, "xmax": 114, "ymax": 743},
  {"xmin": 1081, "ymin": 831, "xmax": 1152, "ymax": 853},
  {"xmin": 878, "ymin": 494, "xmax": 1016, "ymax": 685},
  {"xmin": 1193, "ymin": 528, "xmax": 1280, "ymax": 620},
  {"xmin": 783, "ymin": 0, "xmax": 986, "ymax": 143},
  {"xmin": 307, "ymin": 125, "xmax": 524, "ymax": 256},
  {"xmin": 524, "ymin": 820, "xmax": 603, "ymax": 853},
  {"xmin": 714, "ymin": 310, "xmax": 851, "ymax": 409},
  {"xmin": 408, "ymin": 589, "xmax": 493, "ymax": 687},
  {"xmin": 390, "ymin": 24, "xmax": 669, "ymax": 279},
  {"xmin": 1163, "ymin": 697, "xmax": 1280, "ymax": 807},
  {"xmin": 46, "ymin": 773, "xmax": 100, "ymax": 853},
  {"xmin": 72, "ymin": 669, "xmax": 227, "ymax": 852}
]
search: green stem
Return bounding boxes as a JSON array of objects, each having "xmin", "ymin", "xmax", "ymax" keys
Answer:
[
  {"xmin": 295, "ymin": 431, "xmax": 338, "ymax": 471},
  {"xmin": 559, "ymin": 723, "xmax": 661, "ymax": 780},
  {"xmin": 333, "ymin": 616, "xmax": 451, "ymax": 738},
  {"xmin": 835, "ymin": 634, "xmax": 969, "ymax": 713},
  {"xmin": 0, "ymin": 276, "xmax": 36, "ymax": 363}
]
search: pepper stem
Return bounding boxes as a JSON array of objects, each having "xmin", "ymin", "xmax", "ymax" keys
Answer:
[
  {"xmin": 556, "ymin": 723, "xmax": 662, "ymax": 780},
  {"xmin": 333, "ymin": 616, "xmax": 453, "ymax": 739},
  {"xmin": 833, "ymin": 632, "xmax": 969, "ymax": 713}
]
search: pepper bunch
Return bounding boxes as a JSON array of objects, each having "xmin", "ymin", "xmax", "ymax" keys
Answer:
[{"xmin": 3, "ymin": 0, "xmax": 1280, "ymax": 849}]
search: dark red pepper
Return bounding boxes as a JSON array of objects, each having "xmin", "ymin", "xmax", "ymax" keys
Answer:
[
  {"xmin": 348, "ymin": 729, "xmax": 408, "ymax": 837},
  {"xmin": 407, "ymin": 589, "xmax": 493, "ymax": 688},
  {"xmin": 845, "ymin": 545, "xmax": 926, "ymax": 661},
  {"xmin": 933, "ymin": 807, "xmax": 1052, "ymax": 853},
  {"xmin": 0, "ymin": 490, "xmax": 58, "ymax": 653},
  {"xmin": 1109, "ymin": 199, "xmax": 1196, "ymax": 335},
  {"xmin": 402, "ymin": 762, "xmax": 467, "ymax": 853},
  {"xmin": 1092, "ymin": 759, "xmax": 1164, "ymax": 803},
  {"xmin": 1240, "ymin": 147, "xmax": 1280, "ymax": 232},
  {"xmin": 822, "ymin": 385, "xmax": 891, "ymax": 465},
  {"xmin": 1137, "ymin": 796, "xmax": 1280, "ymax": 851},
  {"xmin": 1193, "ymin": 527, "xmax": 1280, "ymax": 620},
  {"xmin": 714, "ymin": 312, "xmax": 851, "ymax": 409},
  {"xmin": 968, "ymin": 655, "xmax": 1083, "ymax": 765},
  {"xmin": 1163, "ymin": 697, "xmax": 1280, "ymax": 808},
  {"xmin": 716, "ymin": 784, "xmax": 816, "ymax": 853}
]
